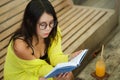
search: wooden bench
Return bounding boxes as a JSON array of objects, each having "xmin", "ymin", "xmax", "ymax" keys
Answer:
[{"xmin": 0, "ymin": 0, "xmax": 118, "ymax": 79}]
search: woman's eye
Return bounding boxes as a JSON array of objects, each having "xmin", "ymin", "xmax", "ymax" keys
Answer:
[
  {"xmin": 40, "ymin": 23, "xmax": 46, "ymax": 26},
  {"xmin": 50, "ymin": 21, "xmax": 54, "ymax": 27}
]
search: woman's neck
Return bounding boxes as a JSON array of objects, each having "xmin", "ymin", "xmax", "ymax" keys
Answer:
[{"xmin": 32, "ymin": 36, "xmax": 44, "ymax": 46}]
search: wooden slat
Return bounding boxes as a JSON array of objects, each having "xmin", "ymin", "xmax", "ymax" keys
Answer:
[
  {"xmin": 62, "ymin": 10, "xmax": 101, "ymax": 36},
  {"xmin": 66, "ymin": 0, "xmax": 74, "ymax": 5},
  {"xmin": 75, "ymin": 5, "xmax": 114, "ymax": 13},
  {"xmin": 58, "ymin": 7, "xmax": 78, "ymax": 23},
  {"xmin": 0, "ymin": 13, "xmax": 23, "ymax": 33},
  {"xmin": 51, "ymin": 0, "xmax": 64, "ymax": 7},
  {"xmin": 62, "ymin": 10, "xmax": 104, "ymax": 52},
  {"xmin": 61, "ymin": 9, "xmax": 94, "ymax": 33},
  {"xmin": 0, "ymin": 63, "xmax": 4, "ymax": 72},
  {"xmin": 0, "ymin": 1, "xmax": 28, "ymax": 24},
  {"xmin": 0, "ymin": 48, "xmax": 7, "ymax": 60},
  {"xmin": 59, "ymin": 8, "xmax": 82, "ymax": 26},
  {"xmin": 57, "ymin": 6, "xmax": 72, "ymax": 17},
  {"xmin": 0, "ymin": 35, "xmax": 10, "ymax": 51},
  {"xmin": 54, "ymin": 1, "xmax": 71, "ymax": 13},
  {"xmin": 0, "ymin": 22, "xmax": 21, "ymax": 42},
  {"xmin": 60, "ymin": 8, "xmax": 91, "ymax": 31},
  {"xmin": 0, "ymin": 71, "xmax": 3, "ymax": 80},
  {"xmin": 61, "ymin": 9, "xmax": 94, "ymax": 43},
  {"xmin": 0, "ymin": 0, "xmax": 12, "ymax": 7},
  {"xmin": 0, "ymin": 59, "xmax": 5, "ymax": 70},
  {"xmin": 0, "ymin": 56, "xmax": 5, "ymax": 78},
  {"xmin": 0, "ymin": 0, "xmax": 27, "ymax": 15},
  {"xmin": 0, "ymin": 49, "xmax": 6, "ymax": 80},
  {"xmin": 64, "ymin": 10, "xmax": 115, "ymax": 54}
]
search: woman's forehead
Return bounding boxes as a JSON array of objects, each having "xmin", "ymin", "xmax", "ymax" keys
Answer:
[{"xmin": 38, "ymin": 12, "xmax": 53, "ymax": 22}]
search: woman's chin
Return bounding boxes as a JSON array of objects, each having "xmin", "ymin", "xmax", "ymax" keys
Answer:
[{"xmin": 43, "ymin": 35, "xmax": 49, "ymax": 38}]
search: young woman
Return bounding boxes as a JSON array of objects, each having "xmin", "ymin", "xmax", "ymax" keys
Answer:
[{"xmin": 4, "ymin": 0, "xmax": 81, "ymax": 80}]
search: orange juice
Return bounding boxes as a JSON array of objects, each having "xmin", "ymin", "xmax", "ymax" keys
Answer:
[{"xmin": 96, "ymin": 58, "xmax": 106, "ymax": 77}]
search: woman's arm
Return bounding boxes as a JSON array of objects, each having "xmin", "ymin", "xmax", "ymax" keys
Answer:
[
  {"xmin": 13, "ymin": 39, "xmax": 36, "ymax": 60},
  {"xmin": 48, "ymin": 27, "xmax": 68, "ymax": 66}
]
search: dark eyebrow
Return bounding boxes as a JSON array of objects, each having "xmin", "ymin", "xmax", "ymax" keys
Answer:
[{"xmin": 38, "ymin": 20, "xmax": 54, "ymax": 24}]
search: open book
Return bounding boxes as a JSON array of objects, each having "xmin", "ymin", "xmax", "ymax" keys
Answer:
[{"xmin": 45, "ymin": 49, "xmax": 88, "ymax": 78}]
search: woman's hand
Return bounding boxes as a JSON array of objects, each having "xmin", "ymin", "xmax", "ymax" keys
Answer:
[
  {"xmin": 68, "ymin": 50, "xmax": 83, "ymax": 61},
  {"xmin": 54, "ymin": 72, "xmax": 74, "ymax": 80},
  {"xmin": 39, "ymin": 77, "xmax": 47, "ymax": 80}
]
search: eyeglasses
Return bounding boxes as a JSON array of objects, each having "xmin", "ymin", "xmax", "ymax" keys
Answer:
[{"xmin": 38, "ymin": 21, "xmax": 57, "ymax": 30}]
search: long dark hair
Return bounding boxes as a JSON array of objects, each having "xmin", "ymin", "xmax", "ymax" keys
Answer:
[{"xmin": 10, "ymin": 0, "xmax": 58, "ymax": 53}]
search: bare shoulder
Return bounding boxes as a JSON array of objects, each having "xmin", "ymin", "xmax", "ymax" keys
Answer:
[{"xmin": 13, "ymin": 39, "xmax": 35, "ymax": 60}]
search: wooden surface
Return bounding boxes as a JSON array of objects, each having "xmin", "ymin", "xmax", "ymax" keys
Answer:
[{"xmin": 76, "ymin": 0, "xmax": 120, "ymax": 80}]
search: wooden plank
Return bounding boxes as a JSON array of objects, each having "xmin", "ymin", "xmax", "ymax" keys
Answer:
[
  {"xmin": 58, "ymin": 7, "xmax": 77, "ymax": 22},
  {"xmin": 64, "ymin": 10, "xmax": 116, "ymax": 54},
  {"xmin": 0, "ymin": 1, "xmax": 28, "ymax": 24},
  {"xmin": 57, "ymin": 6, "xmax": 72, "ymax": 17},
  {"xmin": 66, "ymin": 0, "xmax": 74, "ymax": 6},
  {"xmin": 60, "ymin": 8, "xmax": 88, "ymax": 32},
  {"xmin": 0, "ymin": 13, "xmax": 23, "ymax": 33},
  {"xmin": 0, "ymin": 60, "xmax": 5, "ymax": 78},
  {"xmin": 61, "ymin": 8, "xmax": 94, "ymax": 34},
  {"xmin": 51, "ymin": 0, "xmax": 64, "ymax": 7},
  {"xmin": 0, "ymin": 71, "xmax": 3, "ymax": 80},
  {"xmin": 0, "ymin": 22, "xmax": 21, "ymax": 42},
  {"xmin": 0, "ymin": 36, "xmax": 10, "ymax": 51},
  {"xmin": 59, "ymin": 8, "xmax": 86, "ymax": 27},
  {"xmin": 75, "ymin": 5, "xmax": 115, "ymax": 12},
  {"xmin": 62, "ymin": 9, "xmax": 96, "ymax": 44},
  {"xmin": 0, "ymin": 50, "xmax": 6, "ymax": 80},
  {"xmin": 0, "ymin": 0, "xmax": 12, "ymax": 6},
  {"xmin": 0, "ymin": 0, "xmax": 27, "ymax": 15},
  {"xmin": 59, "ymin": 7, "xmax": 79, "ymax": 25},
  {"xmin": 54, "ymin": 1, "xmax": 70, "ymax": 13},
  {"xmin": 0, "ymin": 48, "xmax": 7, "ymax": 60},
  {"xmin": 62, "ymin": 10, "xmax": 105, "ymax": 52},
  {"xmin": 0, "ymin": 63, "xmax": 4, "ymax": 72},
  {"xmin": 0, "ymin": 60, "xmax": 5, "ymax": 71},
  {"xmin": 62, "ymin": 10, "xmax": 94, "ymax": 36},
  {"xmin": 0, "ymin": 37, "xmax": 9, "ymax": 52}
]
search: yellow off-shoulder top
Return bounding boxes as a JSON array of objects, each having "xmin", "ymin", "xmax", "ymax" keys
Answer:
[{"xmin": 4, "ymin": 27, "xmax": 68, "ymax": 80}]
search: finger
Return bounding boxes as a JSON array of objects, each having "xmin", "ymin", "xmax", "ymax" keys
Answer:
[
  {"xmin": 75, "ymin": 50, "xmax": 83, "ymax": 55},
  {"xmin": 39, "ymin": 77, "xmax": 47, "ymax": 80},
  {"xmin": 58, "ymin": 73, "xmax": 64, "ymax": 78},
  {"xmin": 77, "ymin": 50, "xmax": 83, "ymax": 53},
  {"xmin": 62, "ymin": 72, "xmax": 68, "ymax": 77}
]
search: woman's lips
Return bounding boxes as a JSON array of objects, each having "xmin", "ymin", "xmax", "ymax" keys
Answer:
[{"xmin": 44, "ymin": 33, "xmax": 49, "ymax": 36}]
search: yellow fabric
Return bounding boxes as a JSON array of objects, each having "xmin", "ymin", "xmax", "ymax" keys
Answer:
[
  {"xmin": 4, "ymin": 27, "xmax": 68, "ymax": 80},
  {"xmin": 48, "ymin": 27, "xmax": 68, "ymax": 66}
]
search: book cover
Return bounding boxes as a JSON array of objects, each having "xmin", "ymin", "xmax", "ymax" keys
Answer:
[{"xmin": 45, "ymin": 49, "xmax": 88, "ymax": 78}]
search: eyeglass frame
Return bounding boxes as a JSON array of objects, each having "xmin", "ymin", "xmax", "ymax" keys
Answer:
[{"xmin": 37, "ymin": 21, "xmax": 58, "ymax": 30}]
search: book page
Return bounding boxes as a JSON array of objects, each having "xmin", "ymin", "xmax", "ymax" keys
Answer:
[
  {"xmin": 55, "ymin": 62, "xmax": 76, "ymax": 69},
  {"xmin": 70, "ymin": 49, "xmax": 88, "ymax": 66}
]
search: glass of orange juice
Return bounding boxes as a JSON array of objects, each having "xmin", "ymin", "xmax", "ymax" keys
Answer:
[{"xmin": 95, "ymin": 57, "xmax": 106, "ymax": 77}]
